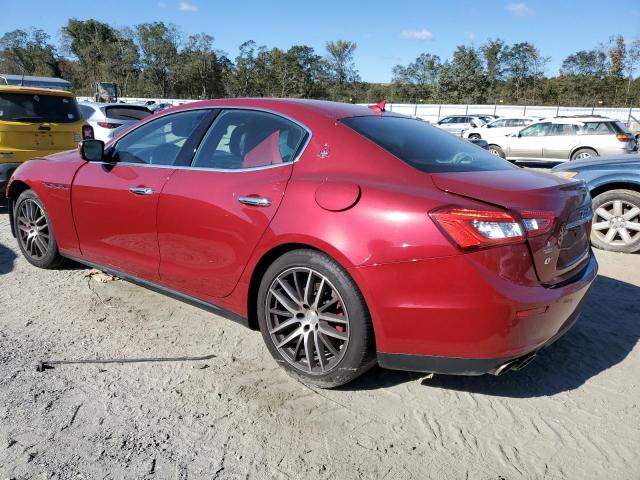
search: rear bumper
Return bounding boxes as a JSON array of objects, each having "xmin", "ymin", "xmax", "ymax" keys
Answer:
[{"xmin": 350, "ymin": 247, "xmax": 597, "ymax": 374}]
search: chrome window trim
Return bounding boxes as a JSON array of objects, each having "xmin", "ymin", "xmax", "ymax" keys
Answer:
[{"xmin": 102, "ymin": 105, "xmax": 313, "ymax": 173}]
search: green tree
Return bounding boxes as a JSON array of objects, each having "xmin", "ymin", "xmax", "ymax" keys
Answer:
[
  {"xmin": 503, "ymin": 42, "xmax": 549, "ymax": 103},
  {"xmin": 175, "ymin": 33, "xmax": 226, "ymax": 99},
  {"xmin": 0, "ymin": 28, "xmax": 60, "ymax": 77},
  {"xmin": 324, "ymin": 40, "xmax": 360, "ymax": 100},
  {"xmin": 438, "ymin": 46, "xmax": 487, "ymax": 103},
  {"xmin": 392, "ymin": 53, "xmax": 441, "ymax": 101},
  {"xmin": 481, "ymin": 38, "xmax": 507, "ymax": 100}
]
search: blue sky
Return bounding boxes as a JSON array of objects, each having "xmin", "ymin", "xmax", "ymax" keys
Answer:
[{"xmin": 2, "ymin": 0, "xmax": 639, "ymax": 82}]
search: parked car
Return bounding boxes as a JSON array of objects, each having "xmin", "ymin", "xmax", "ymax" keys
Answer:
[
  {"xmin": 434, "ymin": 115, "xmax": 486, "ymax": 137},
  {"xmin": 6, "ymin": 99, "xmax": 597, "ymax": 388},
  {"xmin": 552, "ymin": 154, "xmax": 640, "ymax": 253},
  {"xmin": 463, "ymin": 116, "xmax": 537, "ymax": 140},
  {"xmin": 0, "ymin": 85, "xmax": 89, "ymax": 195},
  {"xmin": 486, "ymin": 117, "xmax": 637, "ymax": 161},
  {"xmin": 79, "ymin": 102, "xmax": 153, "ymax": 142},
  {"xmin": 478, "ymin": 114, "xmax": 500, "ymax": 123}
]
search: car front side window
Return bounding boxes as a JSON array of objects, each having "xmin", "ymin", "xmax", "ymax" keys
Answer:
[
  {"xmin": 520, "ymin": 122, "xmax": 551, "ymax": 137},
  {"xmin": 191, "ymin": 109, "xmax": 307, "ymax": 170},
  {"xmin": 110, "ymin": 110, "xmax": 208, "ymax": 166}
]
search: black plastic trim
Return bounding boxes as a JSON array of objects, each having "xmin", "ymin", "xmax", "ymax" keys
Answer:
[
  {"xmin": 377, "ymin": 351, "xmax": 521, "ymax": 375},
  {"xmin": 62, "ymin": 254, "xmax": 249, "ymax": 327}
]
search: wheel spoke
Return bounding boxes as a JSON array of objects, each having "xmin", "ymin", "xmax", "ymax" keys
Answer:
[
  {"xmin": 276, "ymin": 327, "xmax": 303, "ymax": 349},
  {"xmin": 303, "ymin": 332, "xmax": 314, "ymax": 372},
  {"xmin": 318, "ymin": 312, "xmax": 348, "ymax": 324},
  {"xmin": 625, "ymin": 222, "xmax": 640, "ymax": 232},
  {"xmin": 318, "ymin": 333, "xmax": 340, "ymax": 357},
  {"xmin": 292, "ymin": 335, "xmax": 304, "ymax": 361},
  {"xmin": 319, "ymin": 321, "xmax": 348, "ymax": 341},
  {"xmin": 595, "ymin": 207, "xmax": 613, "ymax": 220},
  {"xmin": 619, "ymin": 228, "xmax": 633, "ymax": 244},
  {"xmin": 314, "ymin": 331, "xmax": 327, "ymax": 372},
  {"xmin": 318, "ymin": 296, "xmax": 339, "ymax": 312},
  {"xmin": 592, "ymin": 221, "xmax": 609, "ymax": 231},
  {"xmin": 277, "ymin": 278, "xmax": 302, "ymax": 307},
  {"xmin": 270, "ymin": 289, "xmax": 299, "ymax": 314},
  {"xmin": 623, "ymin": 207, "xmax": 640, "ymax": 221},
  {"xmin": 269, "ymin": 317, "xmax": 299, "ymax": 335},
  {"xmin": 604, "ymin": 228, "xmax": 617, "ymax": 243},
  {"xmin": 311, "ymin": 278, "xmax": 325, "ymax": 309},
  {"xmin": 303, "ymin": 271, "xmax": 313, "ymax": 305},
  {"xmin": 34, "ymin": 236, "xmax": 48, "ymax": 255},
  {"xmin": 613, "ymin": 200, "xmax": 623, "ymax": 217}
]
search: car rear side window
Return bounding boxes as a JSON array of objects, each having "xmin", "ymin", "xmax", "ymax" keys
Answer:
[
  {"xmin": 192, "ymin": 109, "xmax": 307, "ymax": 170},
  {"xmin": 550, "ymin": 124, "xmax": 578, "ymax": 136},
  {"xmin": 104, "ymin": 106, "xmax": 152, "ymax": 121},
  {"xmin": 0, "ymin": 92, "xmax": 81, "ymax": 123},
  {"xmin": 582, "ymin": 122, "xmax": 614, "ymax": 135},
  {"xmin": 342, "ymin": 116, "xmax": 516, "ymax": 173}
]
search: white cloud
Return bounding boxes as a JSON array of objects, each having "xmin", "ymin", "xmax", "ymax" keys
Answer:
[
  {"xmin": 465, "ymin": 31, "xmax": 476, "ymax": 41},
  {"xmin": 178, "ymin": 1, "xmax": 198, "ymax": 11},
  {"xmin": 400, "ymin": 29, "xmax": 434, "ymax": 41},
  {"xmin": 505, "ymin": 2, "xmax": 533, "ymax": 17}
]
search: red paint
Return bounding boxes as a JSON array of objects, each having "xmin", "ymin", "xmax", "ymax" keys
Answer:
[{"xmin": 6, "ymin": 98, "xmax": 597, "ymax": 365}]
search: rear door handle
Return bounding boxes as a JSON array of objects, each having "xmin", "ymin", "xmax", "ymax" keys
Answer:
[
  {"xmin": 129, "ymin": 187, "xmax": 154, "ymax": 196},
  {"xmin": 238, "ymin": 196, "xmax": 272, "ymax": 207}
]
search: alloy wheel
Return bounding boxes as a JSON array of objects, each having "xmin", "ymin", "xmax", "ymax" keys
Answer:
[
  {"xmin": 592, "ymin": 199, "xmax": 640, "ymax": 247},
  {"xmin": 16, "ymin": 198, "xmax": 51, "ymax": 260},
  {"xmin": 265, "ymin": 267, "xmax": 350, "ymax": 375},
  {"xmin": 575, "ymin": 152, "xmax": 593, "ymax": 159}
]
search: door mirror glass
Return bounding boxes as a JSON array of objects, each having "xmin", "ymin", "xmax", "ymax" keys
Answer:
[{"xmin": 80, "ymin": 139, "xmax": 104, "ymax": 162}]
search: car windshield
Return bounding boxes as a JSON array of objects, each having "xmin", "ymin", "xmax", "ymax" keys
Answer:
[
  {"xmin": 0, "ymin": 92, "xmax": 81, "ymax": 123},
  {"xmin": 342, "ymin": 115, "xmax": 516, "ymax": 173}
]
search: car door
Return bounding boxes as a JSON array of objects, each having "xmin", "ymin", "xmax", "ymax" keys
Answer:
[
  {"xmin": 542, "ymin": 123, "xmax": 580, "ymax": 159},
  {"xmin": 507, "ymin": 122, "xmax": 550, "ymax": 159},
  {"xmin": 157, "ymin": 108, "xmax": 309, "ymax": 300},
  {"xmin": 71, "ymin": 109, "xmax": 211, "ymax": 280}
]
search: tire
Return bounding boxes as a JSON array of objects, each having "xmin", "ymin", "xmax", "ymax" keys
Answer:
[
  {"xmin": 257, "ymin": 249, "xmax": 375, "ymax": 388},
  {"xmin": 13, "ymin": 189, "xmax": 64, "ymax": 269},
  {"xmin": 590, "ymin": 189, "xmax": 640, "ymax": 254},
  {"xmin": 488, "ymin": 145, "xmax": 505, "ymax": 158},
  {"xmin": 469, "ymin": 134, "xmax": 481, "ymax": 140},
  {"xmin": 571, "ymin": 148, "xmax": 598, "ymax": 161}
]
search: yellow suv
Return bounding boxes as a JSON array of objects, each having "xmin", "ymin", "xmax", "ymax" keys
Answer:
[{"xmin": 0, "ymin": 85, "xmax": 87, "ymax": 193}]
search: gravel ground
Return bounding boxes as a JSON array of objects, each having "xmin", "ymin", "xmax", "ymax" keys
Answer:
[{"xmin": 0, "ymin": 204, "xmax": 638, "ymax": 480}]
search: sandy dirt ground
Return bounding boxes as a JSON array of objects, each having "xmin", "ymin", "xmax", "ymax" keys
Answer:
[{"xmin": 0, "ymin": 204, "xmax": 638, "ymax": 480}]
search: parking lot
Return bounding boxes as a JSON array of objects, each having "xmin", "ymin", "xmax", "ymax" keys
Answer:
[{"xmin": 0, "ymin": 196, "xmax": 638, "ymax": 480}]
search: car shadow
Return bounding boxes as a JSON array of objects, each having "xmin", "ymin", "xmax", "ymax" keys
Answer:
[
  {"xmin": 0, "ymin": 240, "xmax": 16, "ymax": 275},
  {"xmin": 342, "ymin": 275, "xmax": 639, "ymax": 397}
]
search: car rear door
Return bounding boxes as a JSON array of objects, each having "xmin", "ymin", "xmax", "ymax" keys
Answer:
[
  {"xmin": 71, "ymin": 109, "xmax": 211, "ymax": 280},
  {"xmin": 542, "ymin": 123, "xmax": 580, "ymax": 159},
  {"xmin": 157, "ymin": 108, "xmax": 309, "ymax": 300}
]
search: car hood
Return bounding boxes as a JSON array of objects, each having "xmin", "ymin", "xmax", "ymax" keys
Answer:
[{"xmin": 551, "ymin": 154, "xmax": 640, "ymax": 172}]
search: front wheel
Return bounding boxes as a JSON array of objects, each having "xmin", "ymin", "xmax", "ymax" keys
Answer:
[
  {"xmin": 488, "ymin": 145, "xmax": 505, "ymax": 158},
  {"xmin": 257, "ymin": 249, "xmax": 375, "ymax": 388},
  {"xmin": 591, "ymin": 190, "xmax": 640, "ymax": 253},
  {"xmin": 13, "ymin": 189, "xmax": 64, "ymax": 269}
]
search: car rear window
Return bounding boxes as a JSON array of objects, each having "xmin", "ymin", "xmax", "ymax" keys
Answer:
[
  {"xmin": 104, "ymin": 106, "xmax": 152, "ymax": 121},
  {"xmin": 0, "ymin": 92, "xmax": 81, "ymax": 123},
  {"xmin": 342, "ymin": 116, "xmax": 516, "ymax": 173}
]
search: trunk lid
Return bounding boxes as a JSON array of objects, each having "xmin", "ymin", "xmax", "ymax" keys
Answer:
[
  {"xmin": 431, "ymin": 169, "xmax": 592, "ymax": 285},
  {"xmin": 0, "ymin": 121, "xmax": 81, "ymax": 150}
]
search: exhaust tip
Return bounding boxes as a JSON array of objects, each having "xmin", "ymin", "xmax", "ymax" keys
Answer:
[{"xmin": 491, "ymin": 353, "xmax": 537, "ymax": 376}]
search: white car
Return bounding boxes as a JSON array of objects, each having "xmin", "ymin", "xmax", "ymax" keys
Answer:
[
  {"xmin": 434, "ymin": 115, "xmax": 486, "ymax": 137},
  {"xmin": 79, "ymin": 102, "xmax": 153, "ymax": 142},
  {"xmin": 462, "ymin": 116, "xmax": 537, "ymax": 140}
]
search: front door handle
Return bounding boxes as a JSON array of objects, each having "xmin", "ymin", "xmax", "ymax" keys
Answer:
[
  {"xmin": 129, "ymin": 187, "xmax": 154, "ymax": 196},
  {"xmin": 238, "ymin": 196, "xmax": 272, "ymax": 207}
]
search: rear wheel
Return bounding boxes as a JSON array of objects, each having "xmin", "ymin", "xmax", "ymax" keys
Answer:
[
  {"xmin": 591, "ymin": 189, "xmax": 640, "ymax": 253},
  {"xmin": 13, "ymin": 189, "xmax": 64, "ymax": 269},
  {"xmin": 257, "ymin": 249, "xmax": 375, "ymax": 388},
  {"xmin": 571, "ymin": 148, "xmax": 597, "ymax": 160},
  {"xmin": 488, "ymin": 145, "xmax": 505, "ymax": 158},
  {"xmin": 468, "ymin": 134, "xmax": 481, "ymax": 140}
]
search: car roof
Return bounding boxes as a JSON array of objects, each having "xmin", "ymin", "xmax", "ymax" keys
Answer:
[
  {"xmin": 0, "ymin": 85, "xmax": 74, "ymax": 97},
  {"xmin": 537, "ymin": 116, "xmax": 616, "ymax": 125},
  {"xmin": 162, "ymin": 98, "xmax": 398, "ymax": 121}
]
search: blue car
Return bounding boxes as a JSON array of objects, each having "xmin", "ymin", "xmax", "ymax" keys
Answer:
[{"xmin": 551, "ymin": 154, "xmax": 640, "ymax": 253}]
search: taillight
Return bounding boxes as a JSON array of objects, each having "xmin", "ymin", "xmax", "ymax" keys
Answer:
[
  {"xmin": 97, "ymin": 122, "xmax": 122, "ymax": 129},
  {"xmin": 430, "ymin": 207, "xmax": 525, "ymax": 250},
  {"xmin": 82, "ymin": 125, "xmax": 94, "ymax": 140},
  {"xmin": 616, "ymin": 133, "xmax": 631, "ymax": 142},
  {"xmin": 430, "ymin": 206, "xmax": 556, "ymax": 250},
  {"xmin": 519, "ymin": 210, "xmax": 555, "ymax": 236}
]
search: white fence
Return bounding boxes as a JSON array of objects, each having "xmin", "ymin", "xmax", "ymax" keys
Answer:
[{"xmin": 77, "ymin": 97, "xmax": 640, "ymax": 124}]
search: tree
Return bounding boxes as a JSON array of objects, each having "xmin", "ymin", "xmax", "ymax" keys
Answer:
[
  {"xmin": 392, "ymin": 53, "xmax": 441, "ymax": 101},
  {"xmin": 324, "ymin": 40, "xmax": 360, "ymax": 100},
  {"xmin": 438, "ymin": 46, "xmax": 487, "ymax": 103},
  {"xmin": 0, "ymin": 28, "xmax": 60, "ymax": 77},
  {"xmin": 136, "ymin": 22, "xmax": 180, "ymax": 97},
  {"xmin": 609, "ymin": 35, "xmax": 626, "ymax": 79},
  {"xmin": 481, "ymin": 38, "xmax": 507, "ymax": 99},
  {"xmin": 503, "ymin": 42, "xmax": 549, "ymax": 103},
  {"xmin": 175, "ymin": 33, "xmax": 226, "ymax": 99}
]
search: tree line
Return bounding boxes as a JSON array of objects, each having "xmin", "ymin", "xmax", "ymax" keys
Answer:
[{"xmin": 0, "ymin": 19, "xmax": 639, "ymax": 107}]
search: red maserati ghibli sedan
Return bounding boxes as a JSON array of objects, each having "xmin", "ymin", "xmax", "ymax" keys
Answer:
[{"xmin": 6, "ymin": 98, "xmax": 597, "ymax": 387}]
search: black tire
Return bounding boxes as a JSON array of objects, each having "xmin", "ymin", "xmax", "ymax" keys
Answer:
[
  {"xmin": 468, "ymin": 134, "xmax": 481, "ymax": 140},
  {"xmin": 571, "ymin": 147, "xmax": 598, "ymax": 161},
  {"xmin": 590, "ymin": 189, "xmax": 640, "ymax": 254},
  {"xmin": 488, "ymin": 145, "xmax": 505, "ymax": 158},
  {"xmin": 257, "ymin": 249, "xmax": 375, "ymax": 388},
  {"xmin": 13, "ymin": 189, "xmax": 64, "ymax": 269}
]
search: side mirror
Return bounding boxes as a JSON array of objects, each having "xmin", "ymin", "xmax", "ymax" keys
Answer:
[{"xmin": 80, "ymin": 139, "xmax": 105, "ymax": 162}]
